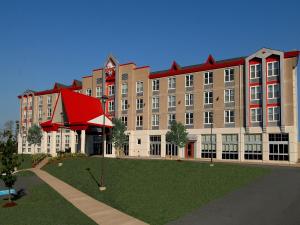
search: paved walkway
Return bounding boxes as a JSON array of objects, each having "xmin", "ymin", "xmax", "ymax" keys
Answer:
[
  {"xmin": 31, "ymin": 158, "xmax": 148, "ymax": 225},
  {"xmin": 169, "ymin": 167, "xmax": 300, "ymax": 225}
]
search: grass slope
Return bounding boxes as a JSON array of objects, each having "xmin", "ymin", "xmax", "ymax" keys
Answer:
[{"xmin": 44, "ymin": 158, "xmax": 270, "ymax": 225}]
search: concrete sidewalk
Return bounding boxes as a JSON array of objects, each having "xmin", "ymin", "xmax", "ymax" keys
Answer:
[{"xmin": 31, "ymin": 159, "xmax": 148, "ymax": 225}]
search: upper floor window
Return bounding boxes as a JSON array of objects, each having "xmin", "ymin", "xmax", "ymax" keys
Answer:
[
  {"xmin": 96, "ymin": 87, "xmax": 102, "ymax": 98},
  {"xmin": 204, "ymin": 91, "xmax": 213, "ymax": 104},
  {"xmin": 268, "ymin": 61, "xmax": 279, "ymax": 77},
  {"xmin": 185, "ymin": 94, "xmax": 194, "ymax": 106},
  {"xmin": 47, "ymin": 96, "xmax": 52, "ymax": 105},
  {"xmin": 108, "ymin": 101, "xmax": 115, "ymax": 112},
  {"xmin": 136, "ymin": 98, "xmax": 144, "ymax": 110},
  {"xmin": 224, "ymin": 89, "xmax": 234, "ymax": 103},
  {"xmin": 152, "ymin": 79, "xmax": 159, "ymax": 91},
  {"xmin": 86, "ymin": 89, "xmax": 92, "ymax": 96},
  {"xmin": 38, "ymin": 108, "xmax": 42, "ymax": 119},
  {"xmin": 152, "ymin": 97, "xmax": 159, "ymax": 109},
  {"xmin": 185, "ymin": 112, "xmax": 194, "ymax": 125},
  {"xmin": 204, "ymin": 72, "xmax": 213, "ymax": 85},
  {"xmin": 47, "ymin": 108, "xmax": 52, "ymax": 118},
  {"xmin": 224, "ymin": 110, "xmax": 235, "ymax": 123},
  {"xmin": 224, "ymin": 68, "xmax": 234, "ymax": 82},
  {"xmin": 38, "ymin": 96, "xmax": 43, "ymax": 106},
  {"xmin": 268, "ymin": 84, "xmax": 280, "ymax": 99},
  {"xmin": 251, "ymin": 108, "xmax": 262, "ymax": 122},
  {"xmin": 268, "ymin": 106, "xmax": 280, "ymax": 122},
  {"xmin": 152, "ymin": 114, "xmax": 160, "ymax": 127},
  {"xmin": 136, "ymin": 115, "xmax": 143, "ymax": 128},
  {"xmin": 121, "ymin": 116, "xmax": 128, "ymax": 127},
  {"xmin": 108, "ymin": 85, "xmax": 115, "ymax": 96},
  {"xmin": 121, "ymin": 99, "xmax": 128, "ymax": 111},
  {"xmin": 168, "ymin": 77, "xmax": 176, "ymax": 89},
  {"xmin": 122, "ymin": 83, "xmax": 128, "ymax": 95},
  {"xmin": 204, "ymin": 111, "xmax": 213, "ymax": 124},
  {"xmin": 185, "ymin": 74, "xmax": 194, "ymax": 87},
  {"xmin": 136, "ymin": 81, "xmax": 143, "ymax": 94},
  {"xmin": 168, "ymin": 95, "xmax": 176, "ymax": 108},
  {"xmin": 250, "ymin": 64, "xmax": 261, "ymax": 79},
  {"xmin": 250, "ymin": 86, "xmax": 262, "ymax": 100},
  {"xmin": 168, "ymin": 114, "xmax": 176, "ymax": 126}
]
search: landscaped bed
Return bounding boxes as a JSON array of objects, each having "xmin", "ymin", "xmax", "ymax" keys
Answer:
[{"xmin": 44, "ymin": 158, "xmax": 271, "ymax": 225}]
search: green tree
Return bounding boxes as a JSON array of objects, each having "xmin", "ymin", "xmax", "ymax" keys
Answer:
[
  {"xmin": 111, "ymin": 118, "xmax": 127, "ymax": 157},
  {"xmin": 0, "ymin": 120, "xmax": 18, "ymax": 154},
  {"xmin": 0, "ymin": 135, "xmax": 20, "ymax": 204},
  {"xmin": 27, "ymin": 124, "xmax": 43, "ymax": 154},
  {"xmin": 166, "ymin": 121, "xmax": 188, "ymax": 157}
]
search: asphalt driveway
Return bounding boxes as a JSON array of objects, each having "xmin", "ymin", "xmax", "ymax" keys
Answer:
[{"xmin": 169, "ymin": 166, "xmax": 300, "ymax": 225}]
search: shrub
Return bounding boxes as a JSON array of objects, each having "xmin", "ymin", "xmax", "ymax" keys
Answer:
[{"xmin": 31, "ymin": 153, "xmax": 48, "ymax": 167}]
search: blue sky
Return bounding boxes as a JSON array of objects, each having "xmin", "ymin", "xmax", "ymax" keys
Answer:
[{"xmin": 0, "ymin": 0, "xmax": 299, "ymax": 130}]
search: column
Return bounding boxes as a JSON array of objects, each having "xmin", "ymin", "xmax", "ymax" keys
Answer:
[
  {"xmin": 42, "ymin": 131, "xmax": 47, "ymax": 154},
  {"xmin": 196, "ymin": 135, "xmax": 202, "ymax": 159},
  {"xmin": 80, "ymin": 130, "xmax": 86, "ymax": 154},
  {"xmin": 70, "ymin": 130, "xmax": 76, "ymax": 153},
  {"xmin": 51, "ymin": 131, "xmax": 57, "ymax": 156},
  {"xmin": 179, "ymin": 147, "xmax": 184, "ymax": 159},
  {"xmin": 262, "ymin": 132, "xmax": 269, "ymax": 162},
  {"xmin": 161, "ymin": 134, "xmax": 166, "ymax": 158},
  {"xmin": 17, "ymin": 134, "xmax": 22, "ymax": 154},
  {"xmin": 239, "ymin": 132, "xmax": 245, "ymax": 161},
  {"xmin": 216, "ymin": 133, "xmax": 222, "ymax": 160}
]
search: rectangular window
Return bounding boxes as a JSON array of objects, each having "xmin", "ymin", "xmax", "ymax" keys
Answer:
[
  {"xmin": 250, "ymin": 64, "xmax": 262, "ymax": 79},
  {"xmin": 152, "ymin": 97, "xmax": 159, "ymax": 109},
  {"xmin": 152, "ymin": 114, "xmax": 159, "ymax": 127},
  {"xmin": 201, "ymin": 134, "xmax": 216, "ymax": 158},
  {"xmin": 269, "ymin": 133, "xmax": 289, "ymax": 161},
  {"xmin": 204, "ymin": 72, "xmax": 213, "ymax": 84},
  {"xmin": 136, "ymin": 115, "xmax": 143, "ymax": 128},
  {"xmin": 150, "ymin": 135, "xmax": 161, "ymax": 156},
  {"xmin": 136, "ymin": 99, "xmax": 144, "ymax": 110},
  {"xmin": 268, "ymin": 61, "xmax": 279, "ymax": 77},
  {"xmin": 121, "ymin": 116, "xmax": 128, "ymax": 127},
  {"xmin": 185, "ymin": 74, "xmax": 194, "ymax": 87},
  {"xmin": 204, "ymin": 91, "xmax": 213, "ymax": 104},
  {"xmin": 168, "ymin": 95, "xmax": 176, "ymax": 108},
  {"xmin": 166, "ymin": 143, "xmax": 178, "ymax": 156},
  {"xmin": 121, "ymin": 99, "xmax": 128, "ymax": 110},
  {"xmin": 204, "ymin": 111, "xmax": 213, "ymax": 124},
  {"xmin": 268, "ymin": 106, "xmax": 280, "ymax": 122},
  {"xmin": 244, "ymin": 134, "xmax": 262, "ymax": 160},
  {"xmin": 185, "ymin": 93, "xmax": 194, "ymax": 106},
  {"xmin": 122, "ymin": 83, "xmax": 128, "ymax": 95},
  {"xmin": 225, "ymin": 110, "xmax": 235, "ymax": 123},
  {"xmin": 250, "ymin": 86, "xmax": 262, "ymax": 100},
  {"xmin": 168, "ymin": 114, "xmax": 176, "ymax": 126},
  {"xmin": 38, "ymin": 108, "xmax": 42, "ymax": 120},
  {"xmin": 108, "ymin": 101, "xmax": 114, "ymax": 112},
  {"xmin": 47, "ymin": 96, "xmax": 52, "ymax": 105},
  {"xmin": 47, "ymin": 108, "xmax": 52, "ymax": 118},
  {"xmin": 268, "ymin": 84, "xmax": 280, "ymax": 99},
  {"xmin": 38, "ymin": 96, "xmax": 43, "ymax": 106},
  {"xmin": 108, "ymin": 85, "xmax": 115, "ymax": 96},
  {"xmin": 185, "ymin": 112, "xmax": 194, "ymax": 125},
  {"xmin": 65, "ymin": 135, "xmax": 70, "ymax": 148},
  {"xmin": 152, "ymin": 79, "xmax": 160, "ymax": 91},
  {"xmin": 96, "ymin": 87, "xmax": 102, "ymax": 98},
  {"xmin": 136, "ymin": 81, "xmax": 144, "ymax": 94},
  {"xmin": 224, "ymin": 89, "xmax": 234, "ymax": 103},
  {"xmin": 251, "ymin": 108, "xmax": 262, "ymax": 122},
  {"xmin": 224, "ymin": 68, "xmax": 234, "ymax": 82},
  {"xmin": 168, "ymin": 77, "xmax": 176, "ymax": 89},
  {"xmin": 222, "ymin": 134, "xmax": 239, "ymax": 160},
  {"xmin": 86, "ymin": 89, "xmax": 92, "ymax": 96}
]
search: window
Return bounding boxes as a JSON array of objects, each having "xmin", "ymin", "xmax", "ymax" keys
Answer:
[
  {"xmin": 28, "ymin": 98, "xmax": 32, "ymax": 107},
  {"xmin": 168, "ymin": 77, "xmax": 176, "ymax": 89},
  {"xmin": 38, "ymin": 96, "xmax": 43, "ymax": 106},
  {"xmin": 222, "ymin": 134, "xmax": 238, "ymax": 159},
  {"xmin": 137, "ymin": 139, "xmax": 141, "ymax": 145},
  {"xmin": 108, "ymin": 85, "xmax": 115, "ymax": 96},
  {"xmin": 56, "ymin": 135, "xmax": 60, "ymax": 151},
  {"xmin": 47, "ymin": 135, "xmax": 51, "ymax": 153},
  {"xmin": 47, "ymin": 108, "xmax": 52, "ymax": 118},
  {"xmin": 251, "ymin": 108, "xmax": 262, "ymax": 122},
  {"xmin": 224, "ymin": 110, "xmax": 235, "ymax": 123},
  {"xmin": 65, "ymin": 135, "xmax": 70, "ymax": 148},
  {"xmin": 185, "ymin": 93, "xmax": 194, "ymax": 106},
  {"xmin": 47, "ymin": 96, "xmax": 52, "ymax": 105},
  {"xmin": 201, "ymin": 134, "xmax": 216, "ymax": 158},
  {"xmin": 168, "ymin": 95, "xmax": 176, "ymax": 108},
  {"xmin": 268, "ymin": 61, "xmax": 279, "ymax": 77},
  {"xmin": 108, "ymin": 101, "xmax": 114, "ymax": 112},
  {"xmin": 121, "ymin": 116, "xmax": 127, "ymax": 127},
  {"xmin": 121, "ymin": 99, "xmax": 128, "ymax": 110},
  {"xmin": 152, "ymin": 97, "xmax": 159, "ymax": 109},
  {"xmin": 185, "ymin": 112, "xmax": 194, "ymax": 125},
  {"xmin": 268, "ymin": 84, "xmax": 280, "ymax": 99},
  {"xmin": 152, "ymin": 79, "xmax": 159, "ymax": 91},
  {"xmin": 166, "ymin": 143, "xmax": 178, "ymax": 156},
  {"xmin": 136, "ymin": 99, "xmax": 144, "ymax": 110},
  {"xmin": 224, "ymin": 68, "xmax": 234, "ymax": 82},
  {"xmin": 204, "ymin": 72, "xmax": 213, "ymax": 84},
  {"xmin": 86, "ymin": 89, "xmax": 92, "ymax": 96},
  {"xmin": 250, "ymin": 64, "xmax": 262, "ymax": 79},
  {"xmin": 204, "ymin": 91, "xmax": 213, "ymax": 104},
  {"xmin": 268, "ymin": 107, "xmax": 280, "ymax": 122},
  {"xmin": 150, "ymin": 135, "xmax": 161, "ymax": 156},
  {"xmin": 96, "ymin": 87, "xmax": 102, "ymax": 98},
  {"xmin": 269, "ymin": 133, "xmax": 289, "ymax": 161},
  {"xmin": 38, "ymin": 108, "xmax": 42, "ymax": 120},
  {"xmin": 136, "ymin": 81, "xmax": 143, "ymax": 94},
  {"xmin": 185, "ymin": 74, "xmax": 194, "ymax": 87},
  {"xmin": 250, "ymin": 86, "xmax": 262, "ymax": 100},
  {"xmin": 224, "ymin": 89, "xmax": 234, "ymax": 103},
  {"xmin": 204, "ymin": 111, "xmax": 213, "ymax": 124},
  {"xmin": 168, "ymin": 114, "xmax": 176, "ymax": 126},
  {"xmin": 122, "ymin": 83, "xmax": 128, "ymax": 95},
  {"xmin": 152, "ymin": 114, "xmax": 159, "ymax": 127},
  {"xmin": 136, "ymin": 115, "xmax": 143, "ymax": 127},
  {"xmin": 244, "ymin": 134, "xmax": 262, "ymax": 160}
]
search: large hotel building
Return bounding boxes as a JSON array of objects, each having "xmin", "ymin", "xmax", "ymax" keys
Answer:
[{"xmin": 17, "ymin": 48, "xmax": 300, "ymax": 164}]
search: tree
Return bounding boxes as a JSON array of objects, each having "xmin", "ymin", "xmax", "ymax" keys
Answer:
[
  {"xmin": 111, "ymin": 118, "xmax": 127, "ymax": 157},
  {"xmin": 0, "ymin": 120, "xmax": 18, "ymax": 154},
  {"xmin": 0, "ymin": 134, "xmax": 20, "ymax": 205},
  {"xmin": 166, "ymin": 121, "xmax": 188, "ymax": 157},
  {"xmin": 27, "ymin": 124, "xmax": 42, "ymax": 154}
]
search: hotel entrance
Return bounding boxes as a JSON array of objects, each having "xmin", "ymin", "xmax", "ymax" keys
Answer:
[{"xmin": 185, "ymin": 142, "xmax": 195, "ymax": 159}]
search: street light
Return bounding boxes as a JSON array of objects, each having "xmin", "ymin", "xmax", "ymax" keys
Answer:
[{"xmin": 99, "ymin": 94, "xmax": 108, "ymax": 191}]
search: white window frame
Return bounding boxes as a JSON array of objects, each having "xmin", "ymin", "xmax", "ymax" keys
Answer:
[
  {"xmin": 38, "ymin": 96, "xmax": 43, "ymax": 106},
  {"xmin": 38, "ymin": 108, "xmax": 42, "ymax": 119},
  {"xmin": 250, "ymin": 86, "xmax": 262, "ymax": 100},
  {"xmin": 136, "ymin": 115, "xmax": 143, "ymax": 127},
  {"xmin": 86, "ymin": 88, "xmax": 92, "ymax": 96},
  {"xmin": 185, "ymin": 74, "xmax": 194, "ymax": 87},
  {"xmin": 121, "ymin": 99, "xmax": 128, "ymax": 111},
  {"xmin": 152, "ymin": 97, "xmax": 159, "ymax": 109},
  {"xmin": 250, "ymin": 64, "xmax": 262, "ymax": 79},
  {"xmin": 121, "ymin": 116, "xmax": 128, "ymax": 127},
  {"xmin": 47, "ymin": 96, "xmax": 52, "ymax": 105},
  {"xmin": 224, "ymin": 110, "xmax": 235, "ymax": 124},
  {"xmin": 267, "ymin": 83, "xmax": 280, "ymax": 99},
  {"xmin": 224, "ymin": 68, "xmax": 234, "ymax": 82},
  {"xmin": 224, "ymin": 89, "xmax": 234, "ymax": 103},
  {"xmin": 168, "ymin": 114, "xmax": 176, "ymax": 126},
  {"xmin": 96, "ymin": 87, "xmax": 102, "ymax": 98},
  {"xmin": 268, "ymin": 106, "xmax": 280, "ymax": 122},
  {"xmin": 136, "ymin": 98, "xmax": 144, "ymax": 110},
  {"xmin": 136, "ymin": 81, "xmax": 144, "ymax": 94},
  {"xmin": 251, "ymin": 108, "xmax": 262, "ymax": 122},
  {"xmin": 168, "ymin": 95, "xmax": 176, "ymax": 108},
  {"xmin": 267, "ymin": 61, "xmax": 279, "ymax": 77},
  {"xmin": 185, "ymin": 112, "xmax": 194, "ymax": 125},
  {"xmin": 152, "ymin": 79, "xmax": 160, "ymax": 91},
  {"xmin": 108, "ymin": 85, "xmax": 115, "ymax": 96},
  {"xmin": 168, "ymin": 77, "xmax": 176, "ymax": 89},
  {"xmin": 204, "ymin": 72, "xmax": 213, "ymax": 85},
  {"xmin": 108, "ymin": 101, "xmax": 115, "ymax": 112},
  {"xmin": 204, "ymin": 91, "xmax": 213, "ymax": 104},
  {"xmin": 47, "ymin": 108, "xmax": 52, "ymax": 118},
  {"xmin": 122, "ymin": 83, "xmax": 128, "ymax": 95},
  {"xmin": 185, "ymin": 93, "xmax": 194, "ymax": 106},
  {"xmin": 204, "ymin": 111, "xmax": 213, "ymax": 124},
  {"xmin": 152, "ymin": 114, "xmax": 159, "ymax": 127}
]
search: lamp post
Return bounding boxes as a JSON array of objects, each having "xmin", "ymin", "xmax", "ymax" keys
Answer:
[{"xmin": 99, "ymin": 95, "xmax": 108, "ymax": 191}]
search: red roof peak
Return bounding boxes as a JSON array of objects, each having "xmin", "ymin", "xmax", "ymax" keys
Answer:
[
  {"xmin": 170, "ymin": 61, "xmax": 181, "ymax": 71},
  {"xmin": 206, "ymin": 54, "xmax": 216, "ymax": 64}
]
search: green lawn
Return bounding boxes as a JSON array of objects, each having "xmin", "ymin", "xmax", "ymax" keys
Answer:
[
  {"xmin": 0, "ymin": 171, "xmax": 96, "ymax": 225},
  {"xmin": 44, "ymin": 158, "xmax": 270, "ymax": 225},
  {"xmin": 17, "ymin": 154, "xmax": 32, "ymax": 170}
]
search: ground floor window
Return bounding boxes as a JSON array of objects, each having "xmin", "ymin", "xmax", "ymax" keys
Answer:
[
  {"xmin": 166, "ymin": 143, "xmax": 178, "ymax": 156},
  {"xmin": 37, "ymin": 143, "xmax": 41, "ymax": 153},
  {"xmin": 47, "ymin": 135, "xmax": 51, "ymax": 153},
  {"xmin": 150, "ymin": 135, "xmax": 161, "ymax": 156},
  {"xmin": 222, "ymin": 134, "xmax": 238, "ymax": 159},
  {"xmin": 269, "ymin": 133, "xmax": 289, "ymax": 161},
  {"xmin": 106, "ymin": 136, "xmax": 112, "ymax": 154},
  {"xmin": 123, "ymin": 135, "xmax": 129, "ymax": 156},
  {"xmin": 244, "ymin": 134, "xmax": 262, "ymax": 160},
  {"xmin": 201, "ymin": 134, "xmax": 216, "ymax": 158}
]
